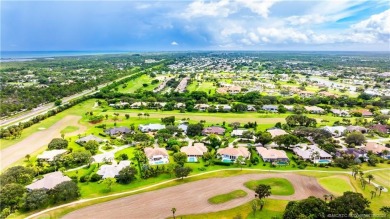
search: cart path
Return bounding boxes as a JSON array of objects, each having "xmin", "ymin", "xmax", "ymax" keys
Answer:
[
  {"xmin": 0, "ymin": 115, "xmax": 86, "ymax": 170},
  {"xmin": 63, "ymin": 173, "xmax": 329, "ymax": 219}
]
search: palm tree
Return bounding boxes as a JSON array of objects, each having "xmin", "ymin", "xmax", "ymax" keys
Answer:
[
  {"xmin": 323, "ymin": 194, "xmax": 329, "ymax": 202},
  {"xmin": 378, "ymin": 186, "xmax": 384, "ymax": 196},
  {"xmin": 329, "ymin": 194, "xmax": 334, "ymax": 201},
  {"xmin": 138, "ymin": 113, "xmax": 143, "ymax": 119},
  {"xmin": 251, "ymin": 200, "xmax": 257, "ymax": 217},
  {"xmin": 367, "ymin": 174, "xmax": 374, "ymax": 184},
  {"xmin": 351, "ymin": 165, "xmax": 360, "ymax": 180},
  {"xmin": 370, "ymin": 190, "xmax": 376, "ymax": 199},
  {"xmin": 171, "ymin": 208, "xmax": 176, "ymax": 219}
]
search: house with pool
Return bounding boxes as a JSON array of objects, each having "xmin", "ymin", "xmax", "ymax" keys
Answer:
[
  {"xmin": 256, "ymin": 147, "xmax": 289, "ymax": 164},
  {"xmin": 217, "ymin": 147, "xmax": 250, "ymax": 163},
  {"xmin": 180, "ymin": 143, "xmax": 208, "ymax": 162},
  {"xmin": 144, "ymin": 147, "xmax": 169, "ymax": 165},
  {"xmin": 293, "ymin": 145, "xmax": 332, "ymax": 164}
]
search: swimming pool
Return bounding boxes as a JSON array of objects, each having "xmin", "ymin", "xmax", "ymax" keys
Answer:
[
  {"xmin": 277, "ymin": 161, "xmax": 288, "ymax": 165},
  {"xmin": 188, "ymin": 157, "xmax": 197, "ymax": 162},
  {"xmin": 154, "ymin": 160, "xmax": 165, "ymax": 165},
  {"xmin": 222, "ymin": 158, "xmax": 233, "ymax": 163},
  {"xmin": 317, "ymin": 159, "xmax": 331, "ymax": 164}
]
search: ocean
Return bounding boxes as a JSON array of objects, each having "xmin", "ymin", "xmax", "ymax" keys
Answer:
[{"xmin": 0, "ymin": 51, "xmax": 130, "ymax": 59}]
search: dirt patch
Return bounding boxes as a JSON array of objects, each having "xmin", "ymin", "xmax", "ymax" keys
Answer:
[
  {"xmin": 0, "ymin": 115, "xmax": 86, "ymax": 170},
  {"xmin": 62, "ymin": 173, "xmax": 329, "ymax": 219}
]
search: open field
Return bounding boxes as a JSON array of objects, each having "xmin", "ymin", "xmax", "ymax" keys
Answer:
[
  {"xmin": 62, "ymin": 173, "xmax": 328, "ymax": 219},
  {"xmin": 244, "ymin": 177, "xmax": 295, "ymax": 195},
  {"xmin": 116, "ymin": 74, "xmax": 159, "ymax": 93},
  {"xmin": 370, "ymin": 171, "xmax": 390, "ymax": 189},
  {"xmin": 0, "ymin": 115, "xmax": 86, "ymax": 170},
  {"xmin": 208, "ymin": 190, "xmax": 248, "ymax": 204},
  {"xmin": 60, "ymin": 125, "xmax": 80, "ymax": 134}
]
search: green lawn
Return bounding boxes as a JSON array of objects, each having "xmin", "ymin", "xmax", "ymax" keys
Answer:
[
  {"xmin": 244, "ymin": 178, "xmax": 295, "ymax": 196},
  {"xmin": 60, "ymin": 126, "xmax": 80, "ymax": 134},
  {"xmin": 370, "ymin": 171, "xmax": 390, "ymax": 189},
  {"xmin": 318, "ymin": 175, "xmax": 355, "ymax": 196},
  {"xmin": 116, "ymin": 74, "xmax": 159, "ymax": 93},
  {"xmin": 173, "ymin": 199, "xmax": 288, "ymax": 219},
  {"xmin": 208, "ymin": 190, "xmax": 248, "ymax": 204}
]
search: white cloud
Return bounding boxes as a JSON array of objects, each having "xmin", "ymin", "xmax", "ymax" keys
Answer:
[
  {"xmin": 351, "ymin": 9, "xmax": 390, "ymax": 43},
  {"xmin": 236, "ymin": 0, "xmax": 278, "ymax": 18},
  {"xmin": 171, "ymin": 41, "xmax": 179, "ymax": 46},
  {"xmin": 181, "ymin": 0, "xmax": 233, "ymax": 19},
  {"xmin": 286, "ymin": 14, "xmax": 334, "ymax": 26}
]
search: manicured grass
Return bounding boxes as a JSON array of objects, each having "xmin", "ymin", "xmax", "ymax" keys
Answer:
[
  {"xmin": 117, "ymin": 74, "xmax": 159, "ymax": 93},
  {"xmin": 244, "ymin": 178, "xmax": 295, "ymax": 195},
  {"xmin": 370, "ymin": 170, "xmax": 390, "ymax": 189},
  {"xmin": 208, "ymin": 190, "xmax": 247, "ymax": 204},
  {"xmin": 318, "ymin": 175, "xmax": 355, "ymax": 196},
  {"xmin": 60, "ymin": 125, "xmax": 79, "ymax": 134},
  {"xmin": 172, "ymin": 199, "xmax": 288, "ymax": 219}
]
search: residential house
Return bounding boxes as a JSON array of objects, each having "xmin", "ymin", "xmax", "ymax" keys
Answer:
[
  {"xmin": 318, "ymin": 91, "xmax": 337, "ymax": 98},
  {"xmin": 267, "ymin": 128, "xmax": 288, "ymax": 138},
  {"xmin": 299, "ymin": 91, "xmax": 315, "ymax": 98},
  {"xmin": 323, "ymin": 126, "xmax": 347, "ymax": 137},
  {"xmin": 130, "ymin": 102, "xmax": 147, "ymax": 109},
  {"xmin": 175, "ymin": 103, "xmax": 186, "ymax": 109},
  {"xmin": 370, "ymin": 124, "xmax": 390, "ymax": 134},
  {"xmin": 202, "ymin": 126, "xmax": 226, "ymax": 135},
  {"xmin": 139, "ymin": 124, "xmax": 166, "ymax": 132},
  {"xmin": 363, "ymin": 142, "xmax": 388, "ymax": 155},
  {"xmin": 180, "ymin": 143, "xmax": 208, "ymax": 162},
  {"xmin": 346, "ymin": 125, "xmax": 367, "ymax": 133},
  {"xmin": 284, "ymin": 105, "xmax": 294, "ymax": 111},
  {"xmin": 330, "ymin": 109, "xmax": 350, "ymax": 117},
  {"xmin": 194, "ymin": 104, "xmax": 210, "ymax": 111},
  {"xmin": 215, "ymin": 104, "xmax": 232, "ymax": 112},
  {"xmin": 304, "ymin": 106, "xmax": 325, "ymax": 114},
  {"xmin": 76, "ymin": 135, "xmax": 104, "ymax": 145},
  {"xmin": 217, "ymin": 147, "xmax": 250, "ymax": 162},
  {"xmin": 178, "ymin": 124, "xmax": 188, "ymax": 133},
  {"xmin": 353, "ymin": 109, "xmax": 373, "ymax": 117},
  {"xmin": 144, "ymin": 147, "xmax": 169, "ymax": 165},
  {"xmin": 262, "ymin": 105, "xmax": 278, "ymax": 112},
  {"xmin": 97, "ymin": 161, "xmax": 131, "ymax": 179},
  {"xmin": 105, "ymin": 127, "xmax": 131, "ymax": 136},
  {"xmin": 247, "ymin": 105, "xmax": 257, "ymax": 111},
  {"xmin": 380, "ymin": 109, "xmax": 389, "ymax": 115},
  {"xmin": 231, "ymin": 129, "xmax": 248, "ymax": 137},
  {"xmin": 293, "ymin": 145, "xmax": 332, "ymax": 163},
  {"xmin": 37, "ymin": 149, "xmax": 67, "ymax": 162},
  {"xmin": 26, "ymin": 172, "xmax": 71, "ymax": 190},
  {"xmin": 256, "ymin": 147, "xmax": 289, "ymax": 162},
  {"xmin": 336, "ymin": 148, "xmax": 367, "ymax": 161}
]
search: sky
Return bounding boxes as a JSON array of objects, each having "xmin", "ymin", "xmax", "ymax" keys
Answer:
[{"xmin": 1, "ymin": 0, "xmax": 390, "ymax": 51}]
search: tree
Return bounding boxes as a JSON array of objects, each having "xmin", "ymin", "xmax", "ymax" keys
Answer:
[
  {"xmin": 171, "ymin": 207, "xmax": 177, "ymax": 219},
  {"xmin": 0, "ymin": 183, "xmax": 25, "ymax": 211},
  {"xmin": 378, "ymin": 186, "xmax": 384, "ymax": 196},
  {"xmin": 173, "ymin": 152, "xmax": 187, "ymax": 166},
  {"xmin": 328, "ymin": 192, "xmax": 372, "ymax": 216},
  {"xmin": 102, "ymin": 177, "xmax": 116, "ymax": 191},
  {"xmin": 117, "ymin": 166, "xmax": 137, "ymax": 184},
  {"xmin": 186, "ymin": 123, "xmax": 204, "ymax": 136},
  {"xmin": 25, "ymin": 154, "xmax": 31, "ymax": 162},
  {"xmin": 51, "ymin": 181, "xmax": 80, "ymax": 203},
  {"xmin": 370, "ymin": 190, "xmax": 376, "ymax": 199},
  {"xmin": 208, "ymin": 135, "xmax": 222, "ymax": 149},
  {"xmin": 255, "ymin": 131, "xmax": 272, "ymax": 145},
  {"xmin": 283, "ymin": 197, "xmax": 328, "ymax": 219},
  {"xmin": 161, "ymin": 116, "xmax": 175, "ymax": 125},
  {"xmin": 54, "ymin": 99, "xmax": 62, "ymax": 106},
  {"xmin": 367, "ymin": 174, "xmax": 374, "ymax": 184},
  {"xmin": 273, "ymin": 134, "xmax": 300, "ymax": 148},
  {"xmin": 255, "ymin": 184, "xmax": 271, "ymax": 200},
  {"xmin": 0, "ymin": 166, "xmax": 35, "ymax": 186},
  {"xmin": 84, "ymin": 140, "xmax": 99, "ymax": 155},
  {"xmin": 22, "ymin": 189, "xmax": 49, "ymax": 210},
  {"xmin": 48, "ymin": 138, "xmax": 68, "ymax": 150},
  {"xmin": 236, "ymin": 156, "xmax": 245, "ymax": 170},
  {"xmin": 286, "ymin": 115, "xmax": 316, "ymax": 127},
  {"xmin": 251, "ymin": 200, "xmax": 257, "ymax": 216},
  {"xmin": 380, "ymin": 206, "xmax": 390, "ymax": 218},
  {"xmin": 174, "ymin": 166, "xmax": 192, "ymax": 179},
  {"xmin": 345, "ymin": 131, "xmax": 366, "ymax": 146},
  {"xmin": 367, "ymin": 155, "xmax": 378, "ymax": 166},
  {"xmin": 373, "ymin": 114, "xmax": 390, "ymax": 125},
  {"xmin": 125, "ymin": 114, "xmax": 130, "ymax": 119}
]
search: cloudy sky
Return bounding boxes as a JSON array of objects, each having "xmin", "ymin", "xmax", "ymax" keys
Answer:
[{"xmin": 1, "ymin": 0, "xmax": 389, "ymax": 51}]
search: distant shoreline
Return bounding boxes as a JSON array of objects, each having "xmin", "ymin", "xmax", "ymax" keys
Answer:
[{"xmin": 0, "ymin": 51, "xmax": 130, "ymax": 60}]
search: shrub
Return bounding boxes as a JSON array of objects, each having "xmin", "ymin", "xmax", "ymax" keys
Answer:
[
  {"xmin": 214, "ymin": 161, "xmax": 231, "ymax": 166},
  {"xmin": 48, "ymin": 138, "xmax": 68, "ymax": 150},
  {"xmin": 79, "ymin": 175, "xmax": 89, "ymax": 183},
  {"xmin": 89, "ymin": 173, "xmax": 102, "ymax": 182}
]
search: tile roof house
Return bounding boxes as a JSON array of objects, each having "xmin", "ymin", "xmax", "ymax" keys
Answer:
[
  {"xmin": 231, "ymin": 129, "xmax": 248, "ymax": 137},
  {"xmin": 105, "ymin": 127, "xmax": 131, "ymax": 136},
  {"xmin": 293, "ymin": 145, "xmax": 332, "ymax": 163},
  {"xmin": 76, "ymin": 135, "xmax": 104, "ymax": 145},
  {"xmin": 144, "ymin": 147, "xmax": 169, "ymax": 165},
  {"xmin": 138, "ymin": 124, "xmax": 166, "ymax": 132},
  {"xmin": 330, "ymin": 109, "xmax": 349, "ymax": 117},
  {"xmin": 180, "ymin": 143, "xmax": 208, "ymax": 157},
  {"xmin": 97, "ymin": 161, "xmax": 131, "ymax": 179},
  {"xmin": 217, "ymin": 147, "xmax": 250, "ymax": 161},
  {"xmin": 304, "ymin": 106, "xmax": 325, "ymax": 114},
  {"xmin": 194, "ymin": 104, "xmax": 210, "ymax": 111},
  {"xmin": 256, "ymin": 147, "xmax": 289, "ymax": 162},
  {"xmin": 363, "ymin": 142, "xmax": 388, "ymax": 154},
  {"xmin": 130, "ymin": 102, "xmax": 147, "ymax": 109},
  {"xmin": 353, "ymin": 109, "xmax": 373, "ymax": 117},
  {"xmin": 267, "ymin": 128, "xmax": 288, "ymax": 138},
  {"xmin": 202, "ymin": 126, "xmax": 226, "ymax": 135},
  {"xmin": 262, "ymin": 105, "xmax": 278, "ymax": 112},
  {"xmin": 323, "ymin": 126, "xmax": 347, "ymax": 137},
  {"xmin": 37, "ymin": 149, "xmax": 67, "ymax": 162},
  {"xmin": 26, "ymin": 172, "xmax": 71, "ymax": 190},
  {"xmin": 370, "ymin": 124, "xmax": 390, "ymax": 134},
  {"xmin": 346, "ymin": 125, "xmax": 367, "ymax": 133}
]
